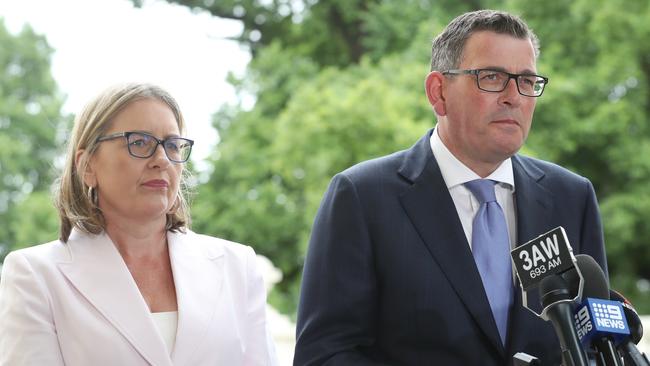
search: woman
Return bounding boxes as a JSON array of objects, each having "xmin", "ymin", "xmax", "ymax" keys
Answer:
[{"xmin": 0, "ymin": 83, "xmax": 278, "ymax": 365}]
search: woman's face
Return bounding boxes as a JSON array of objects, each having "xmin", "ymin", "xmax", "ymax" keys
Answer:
[{"xmin": 84, "ymin": 98, "xmax": 184, "ymax": 227}]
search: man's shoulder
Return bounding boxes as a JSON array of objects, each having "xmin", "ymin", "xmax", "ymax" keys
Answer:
[
  {"xmin": 339, "ymin": 148, "xmax": 411, "ymax": 183},
  {"xmin": 335, "ymin": 129, "xmax": 433, "ymax": 186},
  {"xmin": 515, "ymin": 154, "xmax": 589, "ymax": 184},
  {"xmin": 345, "ymin": 149, "xmax": 407, "ymax": 170}
]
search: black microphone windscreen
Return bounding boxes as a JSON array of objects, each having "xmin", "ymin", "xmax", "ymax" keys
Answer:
[
  {"xmin": 574, "ymin": 254, "xmax": 609, "ymax": 300},
  {"xmin": 539, "ymin": 271, "xmax": 573, "ymax": 308},
  {"xmin": 610, "ymin": 289, "xmax": 644, "ymax": 344}
]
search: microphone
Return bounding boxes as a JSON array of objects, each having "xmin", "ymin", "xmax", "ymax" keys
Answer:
[
  {"xmin": 538, "ymin": 269, "xmax": 589, "ymax": 366},
  {"xmin": 609, "ymin": 290, "xmax": 650, "ymax": 366},
  {"xmin": 511, "ymin": 227, "xmax": 589, "ymax": 366},
  {"xmin": 572, "ymin": 254, "xmax": 626, "ymax": 366}
]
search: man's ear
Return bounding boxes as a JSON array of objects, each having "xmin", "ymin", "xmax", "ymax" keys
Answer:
[
  {"xmin": 425, "ymin": 71, "xmax": 447, "ymax": 116},
  {"xmin": 75, "ymin": 149, "xmax": 97, "ymax": 188}
]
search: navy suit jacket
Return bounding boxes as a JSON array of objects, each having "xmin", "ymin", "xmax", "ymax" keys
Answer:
[{"xmin": 294, "ymin": 129, "xmax": 607, "ymax": 366}]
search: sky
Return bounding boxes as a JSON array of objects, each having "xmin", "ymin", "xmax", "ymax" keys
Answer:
[{"xmin": 0, "ymin": 0, "xmax": 251, "ymax": 169}]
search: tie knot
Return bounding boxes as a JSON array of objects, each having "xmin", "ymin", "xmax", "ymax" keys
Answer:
[{"xmin": 464, "ymin": 179, "xmax": 497, "ymax": 204}]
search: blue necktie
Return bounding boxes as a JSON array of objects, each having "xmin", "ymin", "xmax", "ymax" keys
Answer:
[{"xmin": 464, "ymin": 179, "xmax": 513, "ymax": 345}]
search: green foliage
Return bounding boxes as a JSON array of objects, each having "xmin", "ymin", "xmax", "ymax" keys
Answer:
[
  {"xmin": 0, "ymin": 19, "xmax": 68, "ymax": 256},
  {"xmin": 162, "ymin": 0, "xmax": 484, "ymax": 66},
  {"xmin": 10, "ymin": 191, "xmax": 59, "ymax": 249}
]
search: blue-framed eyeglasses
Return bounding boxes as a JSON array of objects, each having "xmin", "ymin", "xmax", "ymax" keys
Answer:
[{"xmin": 96, "ymin": 131, "xmax": 194, "ymax": 163}]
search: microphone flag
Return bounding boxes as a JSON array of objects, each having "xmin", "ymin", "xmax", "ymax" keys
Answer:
[{"xmin": 574, "ymin": 298, "xmax": 630, "ymax": 347}]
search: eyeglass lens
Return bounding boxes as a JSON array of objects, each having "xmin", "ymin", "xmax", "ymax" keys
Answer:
[
  {"xmin": 127, "ymin": 132, "xmax": 192, "ymax": 162},
  {"xmin": 477, "ymin": 70, "xmax": 545, "ymax": 96}
]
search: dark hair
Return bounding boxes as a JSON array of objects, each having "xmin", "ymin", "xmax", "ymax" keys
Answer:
[{"xmin": 430, "ymin": 9, "xmax": 540, "ymax": 72}]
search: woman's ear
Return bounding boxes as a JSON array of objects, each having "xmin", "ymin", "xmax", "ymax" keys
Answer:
[
  {"xmin": 425, "ymin": 71, "xmax": 447, "ymax": 116},
  {"xmin": 75, "ymin": 149, "xmax": 97, "ymax": 188}
]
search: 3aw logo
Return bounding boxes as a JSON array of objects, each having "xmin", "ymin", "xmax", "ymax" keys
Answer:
[{"xmin": 510, "ymin": 226, "xmax": 575, "ymax": 291}]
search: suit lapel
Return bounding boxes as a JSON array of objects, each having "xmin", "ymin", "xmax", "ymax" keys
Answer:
[
  {"xmin": 511, "ymin": 155, "xmax": 553, "ymax": 250},
  {"xmin": 168, "ymin": 231, "xmax": 226, "ymax": 365},
  {"xmin": 509, "ymin": 155, "xmax": 553, "ymax": 319},
  {"xmin": 397, "ymin": 130, "xmax": 504, "ymax": 355},
  {"xmin": 57, "ymin": 229, "xmax": 172, "ymax": 366},
  {"xmin": 505, "ymin": 155, "xmax": 560, "ymax": 357}
]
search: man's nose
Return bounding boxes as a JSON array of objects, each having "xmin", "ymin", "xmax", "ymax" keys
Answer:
[{"xmin": 498, "ymin": 77, "xmax": 522, "ymax": 106}]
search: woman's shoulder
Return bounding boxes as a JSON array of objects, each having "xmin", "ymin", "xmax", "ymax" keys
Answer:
[
  {"xmin": 172, "ymin": 230, "xmax": 265, "ymax": 283},
  {"xmin": 4, "ymin": 239, "xmax": 69, "ymax": 264},
  {"xmin": 175, "ymin": 229, "xmax": 256, "ymax": 261},
  {"xmin": 1, "ymin": 239, "xmax": 70, "ymax": 279}
]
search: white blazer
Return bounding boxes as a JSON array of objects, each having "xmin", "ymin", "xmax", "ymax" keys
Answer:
[{"xmin": 0, "ymin": 228, "xmax": 278, "ymax": 366}]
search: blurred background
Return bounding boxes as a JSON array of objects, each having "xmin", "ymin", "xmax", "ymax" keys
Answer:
[{"xmin": 1, "ymin": 0, "xmax": 649, "ymax": 363}]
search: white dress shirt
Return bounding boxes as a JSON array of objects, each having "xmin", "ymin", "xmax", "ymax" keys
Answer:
[{"xmin": 430, "ymin": 126, "xmax": 518, "ymax": 251}]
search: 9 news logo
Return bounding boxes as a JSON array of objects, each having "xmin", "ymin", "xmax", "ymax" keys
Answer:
[
  {"xmin": 574, "ymin": 298, "xmax": 629, "ymax": 343},
  {"xmin": 591, "ymin": 302, "xmax": 626, "ymax": 329}
]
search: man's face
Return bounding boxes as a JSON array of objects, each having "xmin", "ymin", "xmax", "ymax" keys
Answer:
[{"xmin": 437, "ymin": 31, "xmax": 538, "ymax": 174}]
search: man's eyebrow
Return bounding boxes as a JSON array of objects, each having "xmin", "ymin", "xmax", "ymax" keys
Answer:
[{"xmin": 481, "ymin": 66, "xmax": 538, "ymax": 74}]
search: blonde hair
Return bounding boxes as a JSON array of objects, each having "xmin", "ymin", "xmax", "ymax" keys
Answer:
[{"xmin": 54, "ymin": 83, "xmax": 191, "ymax": 242}]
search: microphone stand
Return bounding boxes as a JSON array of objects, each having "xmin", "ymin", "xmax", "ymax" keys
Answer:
[
  {"xmin": 620, "ymin": 342, "xmax": 650, "ymax": 366},
  {"xmin": 593, "ymin": 337, "xmax": 623, "ymax": 366}
]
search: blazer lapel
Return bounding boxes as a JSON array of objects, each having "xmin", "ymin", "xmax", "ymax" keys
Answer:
[
  {"xmin": 57, "ymin": 229, "xmax": 172, "ymax": 366},
  {"xmin": 505, "ymin": 155, "xmax": 556, "ymax": 355},
  {"xmin": 512, "ymin": 155, "xmax": 553, "ymax": 249},
  {"xmin": 168, "ymin": 231, "xmax": 226, "ymax": 365},
  {"xmin": 510, "ymin": 155, "xmax": 553, "ymax": 315},
  {"xmin": 397, "ymin": 130, "xmax": 505, "ymax": 355}
]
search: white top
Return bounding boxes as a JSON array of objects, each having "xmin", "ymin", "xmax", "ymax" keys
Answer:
[
  {"xmin": 430, "ymin": 126, "xmax": 517, "ymax": 251},
  {"xmin": 151, "ymin": 311, "xmax": 178, "ymax": 354}
]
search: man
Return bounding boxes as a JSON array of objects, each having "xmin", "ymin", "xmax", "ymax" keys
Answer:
[{"xmin": 294, "ymin": 9, "xmax": 607, "ymax": 366}]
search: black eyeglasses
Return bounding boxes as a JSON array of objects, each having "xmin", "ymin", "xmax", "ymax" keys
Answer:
[
  {"xmin": 96, "ymin": 131, "xmax": 194, "ymax": 163},
  {"xmin": 442, "ymin": 69, "xmax": 549, "ymax": 97}
]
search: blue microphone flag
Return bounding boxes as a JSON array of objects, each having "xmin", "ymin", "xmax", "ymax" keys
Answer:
[{"xmin": 574, "ymin": 298, "xmax": 630, "ymax": 347}]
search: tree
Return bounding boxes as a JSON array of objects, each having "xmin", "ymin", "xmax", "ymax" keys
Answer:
[{"xmin": 0, "ymin": 19, "xmax": 68, "ymax": 257}]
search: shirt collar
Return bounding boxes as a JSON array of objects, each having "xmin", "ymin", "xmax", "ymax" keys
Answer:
[{"xmin": 430, "ymin": 126, "xmax": 515, "ymax": 190}]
